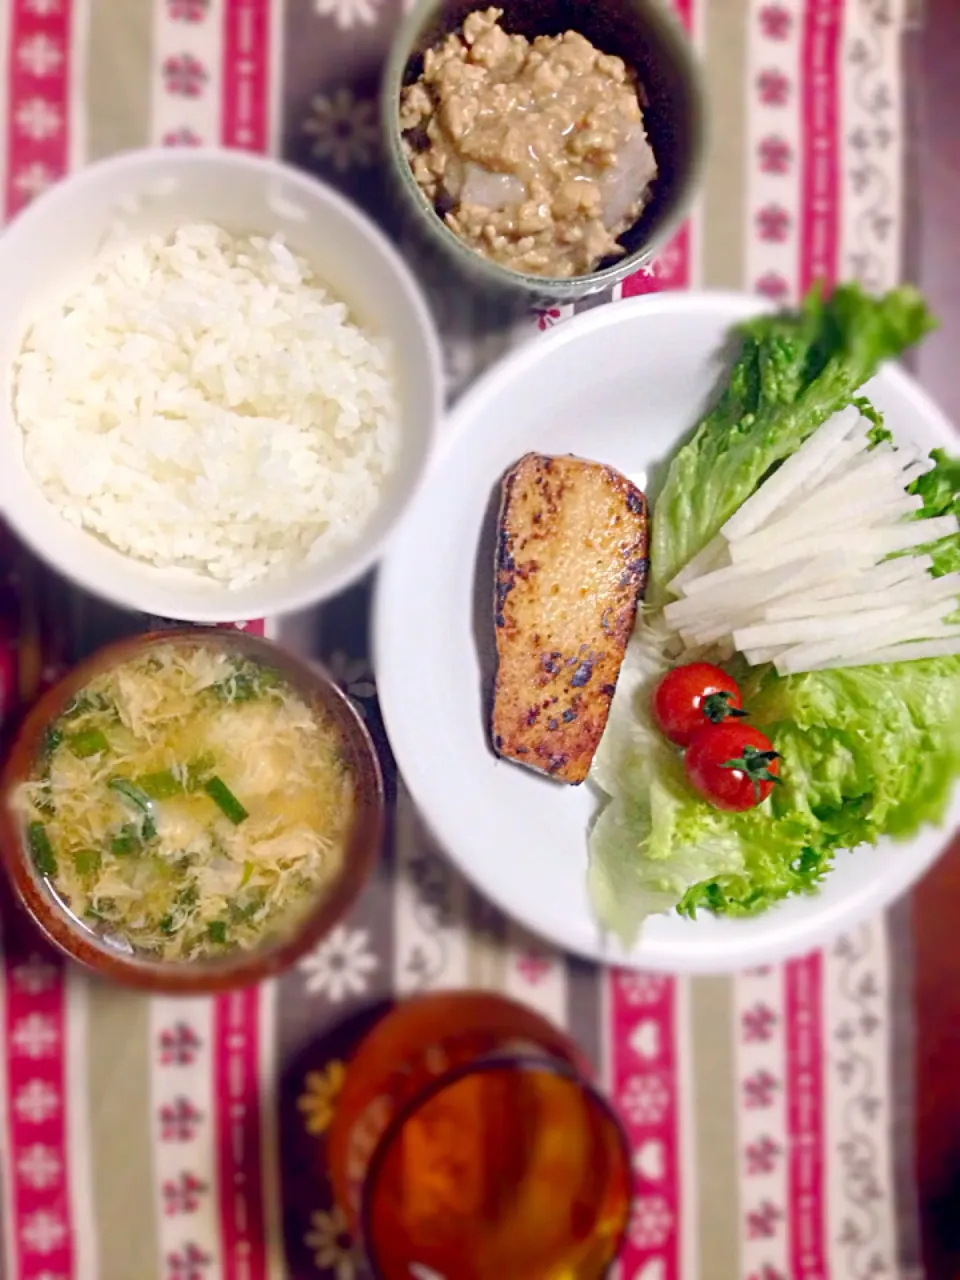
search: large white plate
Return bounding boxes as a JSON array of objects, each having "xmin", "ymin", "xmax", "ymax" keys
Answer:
[{"xmin": 374, "ymin": 292, "xmax": 960, "ymax": 972}]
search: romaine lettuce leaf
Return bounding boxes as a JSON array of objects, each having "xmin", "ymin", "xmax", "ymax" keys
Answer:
[{"xmin": 650, "ymin": 284, "xmax": 936, "ymax": 598}]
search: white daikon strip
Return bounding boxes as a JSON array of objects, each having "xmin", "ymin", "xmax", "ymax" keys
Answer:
[
  {"xmin": 864, "ymin": 494, "xmax": 925, "ymax": 524},
  {"xmin": 663, "ymin": 555, "xmax": 836, "ymax": 626},
  {"xmin": 680, "ymin": 549, "xmax": 857, "ymax": 600},
  {"xmin": 730, "ymin": 488, "xmax": 922, "ymax": 560},
  {"xmin": 900, "ymin": 458, "xmax": 934, "ymax": 487},
  {"xmin": 781, "ymin": 443, "xmax": 912, "ymax": 511},
  {"xmin": 774, "ymin": 605, "xmax": 954, "ymax": 675},
  {"xmin": 720, "ymin": 406, "xmax": 862, "ymax": 542},
  {"xmin": 795, "ymin": 425, "xmax": 871, "ymax": 496},
  {"xmin": 735, "ymin": 604, "xmax": 914, "ymax": 651},
  {"xmin": 763, "ymin": 570, "xmax": 960, "ymax": 621},
  {"xmin": 728, "ymin": 515, "xmax": 958, "ymax": 574},
  {"xmin": 668, "ymin": 534, "xmax": 730, "ymax": 596},
  {"xmin": 681, "ymin": 621, "xmax": 736, "ymax": 647},
  {"xmin": 728, "ymin": 445, "xmax": 906, "ymax": 537},
  {"xmin": 802, "ymin": 554, "xmax": 934, "ymax": 601},
  {"xmin": 800, "ymin": 633, "xmax": 960, "ymax": 670},
  {"xmin": 743, "ymin": 645, "xmax": 790, "ymax": 666},
  {"xmin": 675, "ymin": 602, "xmax": 762, "ymax": 640}
]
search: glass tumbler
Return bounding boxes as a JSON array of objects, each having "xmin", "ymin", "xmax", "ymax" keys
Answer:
[{"xmin": 327, "ymin": 990, "xmax": 633, "ymax": 1280}]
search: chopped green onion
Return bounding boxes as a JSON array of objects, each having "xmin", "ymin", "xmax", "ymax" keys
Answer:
[
  {"xmin": 158, "ymin": 914, "xmax": 176, "ymax": 936},
  {"xmin": 109, "ymin": 779, "xmax": 157, "ymax": 841},
  {"xmin": 135, "ymin": 769, "xmax": 183, "ymax": 800},
  {"xmin": 187, "ymin": 754, "xmax": 216, "ymax": 787},
  {"xmin": 110, "ymin": 826, "xmax": 140, "ymax": 856},
  {"xmin": 240, "ymin": 860, "xmax": 254, "ymax": 888},
  {"xmin": 27, "ymin": 822, "xmax": 57, "ymax": 876},
  {"xmin": 135, "ymin": 755, "xmax": 215, "ymax": 800},
  {"xmin": 176, "ymin": 884, "xmax": 199, "ymax": 909},
  {"xmin": 204, "ymin": 777, "xmax": 248, "ymax": 825},
  {"xmin": 230, "ymin": 894, "xmax": 264, "ymax": 924},
  {"xmin": 207, "ymin": 920, "xmax": 228, "ymax": 945},
  {"xmin": 68, "ymin": 728, "xmax": 110, "ymax": 759},
  {"xmin": 109, "ymin": 778, "xmax": 154, "ymax": 813},
  {"xmin": 211, "ymin": 663, "xmax": 280, "ymax": 704},
  {"xmin": 73, "ymin": 849, "xmax": 101, "ymax": 875},
  {"xmin": 40, "ymin": 725, "xmax": 63, "ymax": 761}
]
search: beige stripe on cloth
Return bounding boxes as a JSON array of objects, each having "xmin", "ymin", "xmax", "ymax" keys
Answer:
[
  {"xmin": 700, "ymin": 0, "xmax": 749, "ymax": 290},
  {"xmin": 690, "ymin": 976, "xmax": 741, "ymax": 1280},
  {"xmin": 81, "ymin": 4, "xmax": 159, "ymax": 1274},
  {"xmin": 85, "ymin": 0, "xmax": 153, "ymax": 162},
  {"xmin": 85, "ymin": 984, "xmax": 158, "ymax": 1280}
]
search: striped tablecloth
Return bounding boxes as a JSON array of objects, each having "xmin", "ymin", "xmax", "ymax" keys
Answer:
[{"xmin": 0, "ymin": 2, "xmax": 926, "ymax": 1279}]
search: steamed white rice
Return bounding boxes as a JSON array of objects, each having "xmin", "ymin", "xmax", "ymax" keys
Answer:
[{"xmin": 13, "ymin": 223, "xmax": 399, "ymax": 589}]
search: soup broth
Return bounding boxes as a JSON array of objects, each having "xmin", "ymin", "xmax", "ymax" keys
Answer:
[{"xmin": 13, "ymin": 642, "xmax": 355, "ymax": 960}]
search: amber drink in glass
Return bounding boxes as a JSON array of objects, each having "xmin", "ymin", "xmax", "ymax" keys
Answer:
[{"xmin": 328, "ymin": 991, "xmax": 632, "ymax": 1280}]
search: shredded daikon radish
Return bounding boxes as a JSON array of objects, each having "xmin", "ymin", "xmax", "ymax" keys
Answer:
[
  {"xmin": 795, "ymin": 425, "xmax": 870, "ymax": 496},
  {"xmin": 762, "ymin": 570, "xmax": 960, "ymax": 621},
  {"xmin": 774, "ymin": 604, "xmax": 955, "ymax": 675},
  {"xmin": 797, "ymin": 633, "xmax": 960, "ymax": 670},
  {"xmin": 730, "ymin": 515, "xmax": 957, "ymax": 573},
  {"xmin": 802, "ymin": 555, "xmax": 934, "ymax": 601},
  {"xmin": 667, "ymin": 534, "xmax": 730, "ymax": 596},
  {"xmin": 735, "ymin": 605, "xmax": 915, "ymax": 651},
  {"xmin": 663, "ymin": 555, "xmax": 837, "ymax": 627},
  {"xmin": 743, "ymin": 645, "xmax": 790, "ymax": 666},
  {"xmin": 720, "ymin": 405, "xmax": 863, "ymax": 542},
  {"xmin": 680, "ymin": 550, "xmax": 860, "ymax": 599},
  {"xmin": 730, "ymin": 490, "xmax": 923, "ymax": 560}
]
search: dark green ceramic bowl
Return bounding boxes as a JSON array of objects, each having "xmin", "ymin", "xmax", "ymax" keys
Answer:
[{"xmin": 382, "ymin": 0, "xmax": 707, "ymax": 303}]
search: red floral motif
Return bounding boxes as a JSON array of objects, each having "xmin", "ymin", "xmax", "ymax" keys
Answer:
[
  {"xmin": 741, "ymin": 1001, "xmax": 777, "ymax": 1042},
  {"xmin": 758, "ymin": 135, "xmax": 792, "ymax": 174},
  {"xmin": 757, "ymin": 69, "xmax": 790, "ymax": 107},
  {"xmin": 163, "ymin": 127, "xmax": 202, "ymax": 147},
  {"xmin": 160, "ymin": 1096, "xmax": 203, "ymax": 1142},
  {"xmin": 535, "ymin": 306, "xmax": 562, "ymax": 331},
  {"xmin": 745, "ymin": 1134, "xmax": 782, "ymax": 1175},
  {"xmin": 615, "ymin": 972, "xmax": 669, "ymax": 1007},
  {"xmin": 166, "ymin": 1243, "xmax": 211, "ymax": 1279},
  {"xmin": 746, "ymin": 1199, "xmax": 783, "ymax": 1239},
  {"xmin": 743, "ymin": 1068, "xmax": 779, "ymax": 1109},
  {"xmin": 167, "ymin": 0, "xmax": 209, "ymax": 18},
  {"xmin": 159, "ymin": 1022, "xmax": 202, "ymax": 1066},
  {"xmin": 749, "ymin": 1267, "xmax": 788, "ymax": 1280},
  {"xmin": 515, "ymin": 951, "xmax": 553, "ymax": 984},
  {"xmin": 163, "ymin": 1171, "xmax": 208, "ymax": 1215},
  {"xmin": 759, "ymin": 4, "xmax": 792, "ymax": 39},
  {"xmin": 629, "ymin": 1194, "xmax": 674, "ymax": 1249},
  {"xmin": 755, "ymin": 203, "xmax": 791, "ymax": 243},
  {"xmin": 162, "ymin": 53, "xmax": 208, "ymax": 98},
  {"xmin": 755, "ymin": 272, "xmax": 789, "ymax": 300}
]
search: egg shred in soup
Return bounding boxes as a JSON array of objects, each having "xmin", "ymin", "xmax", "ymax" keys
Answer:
[{"xmin": 12, "ymin": 643, "xmax": 355, "ymax": 961}]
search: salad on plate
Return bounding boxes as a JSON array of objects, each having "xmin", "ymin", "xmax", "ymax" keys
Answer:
[{"xmin": 587, "ymin": 284, "xmax": 960, "ymax": 945}]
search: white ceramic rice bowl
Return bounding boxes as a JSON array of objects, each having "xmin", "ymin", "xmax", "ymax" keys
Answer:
[{"xmin": 0, "ymin": 148, "xmax": 443, "ymax": 621}]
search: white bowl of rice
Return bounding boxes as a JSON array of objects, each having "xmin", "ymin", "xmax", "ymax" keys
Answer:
[{"xmin": 0, "ymin": 148, "xmax": 443, "ymax": 620}]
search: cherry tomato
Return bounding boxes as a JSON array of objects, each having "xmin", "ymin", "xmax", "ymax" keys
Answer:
[
  {"xmin": 652, "ymin": 663, "xmax": 746, "ymax": 747},
  {"xmin": 684, "ymin": 722, "xmax": 781, "ymax": 812}
]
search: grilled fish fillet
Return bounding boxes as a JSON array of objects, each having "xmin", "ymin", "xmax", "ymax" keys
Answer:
[{"xmin": 491, "ymin": 452, "xmax": 649, "ymax": 784}]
